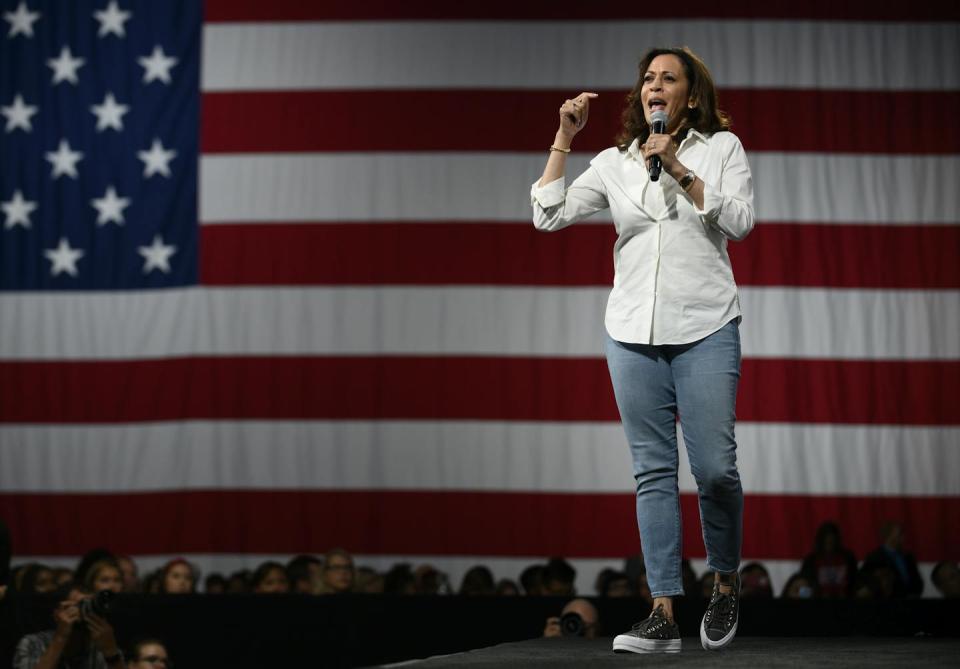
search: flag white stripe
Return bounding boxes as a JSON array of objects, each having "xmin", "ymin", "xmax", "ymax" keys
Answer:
[
  {"xmin": 2, "ymin": 421, "xmax": 956, "ymax": 497},
  {"xmin": 199, "ymin": 152, "xmax": 960, "ymax": 225},
  {"xmin": 0, "ymin": 287, "xmax": 956, "ymax": 361},
  {"xmin": 200, "ymin": 21, "xmax": 960, "ymax": 92}
]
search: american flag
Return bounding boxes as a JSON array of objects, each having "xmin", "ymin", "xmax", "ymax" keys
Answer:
[{"xmin": 1, "ymin": 0, "xmax": 958, "ymax": 593}]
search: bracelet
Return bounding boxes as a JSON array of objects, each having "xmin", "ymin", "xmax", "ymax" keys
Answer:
[{"xmin": 549, "ymin": 145, "xmax": 571, "ymax": 153}]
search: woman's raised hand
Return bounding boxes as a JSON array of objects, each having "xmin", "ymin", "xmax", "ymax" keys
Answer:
[{"xmin": 558, "ymin": 92, "xmax": 599, "ymax": 138}]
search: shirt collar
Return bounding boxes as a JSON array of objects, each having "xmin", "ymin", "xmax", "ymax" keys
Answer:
[{"xmin": 626, "ymin": 127, "xmax": 710, "ymax": 161}]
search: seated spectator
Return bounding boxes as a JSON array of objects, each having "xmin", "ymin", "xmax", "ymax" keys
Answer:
[
  {"xmin": 355, "ymin": 567, "xmax": 384, "ymax": 594},
  {"xmin": 543, "ymin": 598, "xmax": 600, "ymax": 639},
  {"xmin": 599, "ymin": 571, "xmax": 633, "ymax": 598},
  {"xmin": 115, "ymin": 556, "xmax": 140, "ymax": 594},
  {"xmin": 160, "ymin": 559, "xmax": 196, "ymax": 594},
  {"xmin": 52, "ymin": 568, "xmax": 74, "ymax": 588},
  {"xmin": 542, "ymin": 558, "xmax": 576, "ymax": 596},
  {"xmin": 85, "ymin": 560, "xmax": 124, "ymax": 595},
  {"xmin": 861, "ymin": 522, "xmax": 923, "ymax": 598},
  {"xmin": 317, "ymin": 549, "xmax": 355, "ymax": 594},
  {"xmin": 739, "ymin": 562, "xmax": 773, "ymax": 598},
  {"xmin": 226, "ymin": 570, "xmax": 251, "ymax": 593},
  {"xmin": 286, "ymin": 555, "xmax": 322, "ymax": 594},
  {"xmin": 800, "ymin": 521, "xmax": 858, "ymax": 598},
  {"xmin": 623, "ymin": 555, "xmax": 652, "ymax": 605},
  {"xmin": 204, "ymin": 573, "xmax": 227, "ymax": 594},
  {"xmin": 931, "ymin": 561, "xmax": 960, "ymax": 599},
  {"xmin": 252, "ymin": 562, "xmax": 290, "ymax": 593},
  {"xmin": 384, "ymin": 564, "xmax": 417, "ymax": 595},
  {"xmin": 781, "ymin": 572, "xmax": 816, "ymax": 599},
  {"xmin": 496, "ymin": 579, "xmax": 520, "ymax": 596},
  {"xmin": 126, "ymin": 638, "xmax": 171, "ymax": 669},
  {"xmin": 13, "ymin": 584, "xmax": 126, "ymax": 669},
  {"xmin": 520, "ymin": 564, "xmax": 545, "ymax": 596},
  {"xmin": 459, "ymin": 565, "xmax": 495, "ymax": 596},
  {"xmin": 74, "ymin": 549, "xmax": 116, "ymax": 588},
  {"xmin": 19, "ymin": 564, "xmax": 57, "ymax": 595},
  {"xmin": 140, "ymin": 570, "xmax": 162, "ymax": 595},
  {"xmin": 414, "ymin": 565, "xmax": 450, "ymax": 595}
]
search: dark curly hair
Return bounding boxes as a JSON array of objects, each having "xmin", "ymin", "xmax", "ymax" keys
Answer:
[{"xmin": 616, "ymin": 46, "xmax": 731, "ymax": 151}]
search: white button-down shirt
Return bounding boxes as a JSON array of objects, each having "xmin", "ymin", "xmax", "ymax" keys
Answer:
[{"xmin": 531, "ymin": 129, "xmax": 755, "ymax": 345}]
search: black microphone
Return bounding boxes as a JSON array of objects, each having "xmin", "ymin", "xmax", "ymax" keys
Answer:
[{"xmin": 648, "ymin": 110, "xmax": 668, "ymax": 182}]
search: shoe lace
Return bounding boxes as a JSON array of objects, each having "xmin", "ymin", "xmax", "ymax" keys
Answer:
[{"xmin": 705, "ymin": 590, "xmax": 735, "ymax": 629}]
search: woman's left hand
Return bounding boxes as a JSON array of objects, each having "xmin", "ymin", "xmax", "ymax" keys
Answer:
[{"xmin": 641, "ymin": 133, "xmax": 679, "ymax": 176}]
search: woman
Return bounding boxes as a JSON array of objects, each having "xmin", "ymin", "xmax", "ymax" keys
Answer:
[
  {"xmin": 159, "ymin": 559, "xmax": 195, "ymax": 594},
  {"xmin": 800, "ymin": 521, "xmax": 858, "ymax": 598},
  {"xmin": 84, "ymin": 559, "xmax": 124, "ymax": 594},
  {"xmin": 251, "ymin": 561, "xmax": 290, "ymax": 594},
  {"xmin": 531, "ymin": 46, "xmax": 753, "ymax": 654}
]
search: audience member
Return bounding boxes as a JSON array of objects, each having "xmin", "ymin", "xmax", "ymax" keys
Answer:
[
  {"xmin": 383, "ymin": 564, "xmax": 416, "ymax": 595},
  {"xmin": 852, "ymin": 568, "xmax": 886, "ymax": 600},
  {"xmin": 861, "ymin": 522, "xmax": 923, "ymax": 598},
  {"xmin": 800, "ymin": 521, "xmax": 858, "ymax": 598},
  {"xmin": 226, "ymin": 570, "xmax": 251, "ymax": 594},
  {"xmin": 781, "ymin": 572, "xmax": 816, "ymax": 599},
  {"xmin": 543, "ymin": 598, "xmax": 600, "ymax": 639},
  {"xmin": 115, "ymin": 556, "xmax": 140, "ymax": 594},
  {"xmin": 355, "ymin": 567, "xmax": 384, "ymax": 594},
  {"xmin": 204, "ymin": 574, "xmax": 226, "ymax": 594},
  {"xmin": 286, "ymin": 555, "xmax": 322, "ymax": 594},
  {"xmin": 74, "ymin": 549, "xmax": 116, "ymax": 588},
  {"xmin": 414, "ymin": 565, "xmax": 450, "ymax": 595},
  {"xmin": 541, "ymin": 558, "xmax": 576, "ymax": 596},
  {"xmin": 459, "ymin": 566, "xmax": 495, "ymax": 596},
  {"xmin": 931, "ymin": 561, "xmax": 960, "ymax": 599},
  {"xmin": 739, "ymin": 562, "xmax": 773, "ymax": 598},
  {"xmin": 599, "ymin": 571, "xmax": 633, "ymax": 598},
  {"xmin": 317, "ymin": 549, "xmax": 355, "ymax": 594},
  {"xmin": 19, "ymin": 564, "xmax": 57, "ymax": 595},
  {"xmin": 623, "ymin": 555, "xmax": 652, "ymax": 605},
  {"xmin": 13, "ymin": 584, "xmax": 126, "ymax": 669},
  {"xmin": 52, "ymin": 568, "xmax": 74, "ymax": 588},
  {"xmin": 519, "ymin": 564, "xmax": 545, "ymax": 596},
  {"xmin": 252, "ymin": 562, "xmax": 290, "ymax": 594},
  {"xmin": 160, "ymin": 560, "xmax": 196, "ymax": 594},
  {"xmin": 126, "ymin": 638, "xmax": 171, "ymax": 669},
  {"xmin": 496, "ymin": 579, "xmax": 520, "ymax": 596},
  {"xmin": 85, "ymin": 560, "xmax": 124, "ymax": 595}
]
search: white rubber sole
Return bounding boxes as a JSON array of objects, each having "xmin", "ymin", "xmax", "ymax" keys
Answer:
[
  {"xmin": 613, "ymin": 634, "xmax": 682, "ymax": 654},
  {"xmin": 700, "ymin": 617, "xmax": 738, "ymax": 650}
]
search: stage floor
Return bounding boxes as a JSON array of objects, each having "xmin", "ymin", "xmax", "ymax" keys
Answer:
[{"xmin": 379, "ymin": 636, "xmax": 960, "ymax": 668}]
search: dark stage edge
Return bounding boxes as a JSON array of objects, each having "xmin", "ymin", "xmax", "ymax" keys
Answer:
[{"xmin": 377, "ymin": 637, "xmax": 960, "ymax": 668}]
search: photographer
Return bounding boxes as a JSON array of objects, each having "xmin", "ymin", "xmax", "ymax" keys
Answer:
[
  {"xmin": 13, "ymin": 584, "xmax": 126, "ymax": 669},
  {"xmin": 542, "ymin": 598, "xmax": 600, "ymax": 640}
]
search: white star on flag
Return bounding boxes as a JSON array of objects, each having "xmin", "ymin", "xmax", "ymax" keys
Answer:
[
  {"xmin": 90, "ymin": 185, "xmax": 130, "ymax": 226},
  {"xmin": 47, "ymin": 45, "xmax": 85, "ymax": 85},
  {"xmin": 44, "ymin": 237, "xmax": 84, "ymax": 277},
  {"xmin": 90, "ymin": 92, "xmax": 129, "ymax": 132},
  {"xmin": 45, "ymin": 139, "xmax": 84, "ymax": 179},
  {"xmin": 2, "ymin": 189, "xmax": 36, "ymax": 229},
  {"xmin": 1, "ymin": 94, "xmax": 38, "ymax": 133},
  {"xmin": 137, "ymin": 138, "xmax": 177, "ymax": 178},
  {"xmin": 3, "ymin": 1, "xmax": 40, "ymax": 38},
  {"xmin": 138, "ymin": 234, "xmax": 177, "ymax": 274},
  {"xmin": 138, "ymin": 45, "xmax": 178, "ymax": 85},
  {"xmin": 93, "ymin": 1, "xmax": 131, "ymax": 38}
]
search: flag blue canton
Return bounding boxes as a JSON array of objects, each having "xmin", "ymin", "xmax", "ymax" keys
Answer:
[{"xmin": 0, "ymin": 0, "xmax": 200, "ymax": 290}]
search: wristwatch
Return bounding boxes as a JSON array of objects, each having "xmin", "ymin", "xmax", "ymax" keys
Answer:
[{"xmin": 678, "ymin": 169, "xmax": 696, "ymax": 191}]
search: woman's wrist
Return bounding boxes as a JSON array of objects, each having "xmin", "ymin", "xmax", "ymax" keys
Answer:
[
  {"xmin": 667, "ymin": 161, "xmax": 687, "ymax": 181},
  {"xmin": 553, "ymin": 129, "xmax": 574, "ymax": 149}
]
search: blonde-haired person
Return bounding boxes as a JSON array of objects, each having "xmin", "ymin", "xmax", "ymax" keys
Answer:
[
  {"xmin": 84, "ymin": 559, "xmax": 124, "ymax": 594},
  {"xmin": 532, "ymin": 46, "xmax": 753, "ymax": 654}
]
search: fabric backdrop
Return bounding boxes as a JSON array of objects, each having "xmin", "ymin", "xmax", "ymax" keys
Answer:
[{"xmin": 1, "ymin": 1, "xmax": 958, "ymax": 595}]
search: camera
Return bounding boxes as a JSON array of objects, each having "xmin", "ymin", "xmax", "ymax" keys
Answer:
[
  {"xmin": 560, "ymin": 612, "xmax": 586, "ymax": 637},
  {"xmin": 77, "ymin": 590, "xmax": 113, "ymax": 619}
]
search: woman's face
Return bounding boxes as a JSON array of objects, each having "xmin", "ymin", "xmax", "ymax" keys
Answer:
[
  {"xmin": 255, "ymin": 567, "xmax": 290, "ymax": 594},
  {"xmin": 93, "ymin": 566, "xmax": 124, "ymax": 594},
  {"xmin": 324, "ymin": 555, "xmax": 355, "ymax": 593},
  {"xmin": 640, "ymin": 54, "xmax": 691, "ymax": 132},
  {"xmin": 130, "ymin": 642, "xmax": 170, "ymax": 668},
  {"xmin": 164, "ymin": 563, "xmax": 194, "ymax": 594}
]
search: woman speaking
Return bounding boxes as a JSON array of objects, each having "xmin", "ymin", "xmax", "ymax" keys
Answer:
[{"xmin": 530, "ymin": 47, "xmax": 754, "ymax": 654}]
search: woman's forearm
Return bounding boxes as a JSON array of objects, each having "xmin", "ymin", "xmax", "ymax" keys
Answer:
[{"xmin": 537, "ymin": 130, "xmax": 574, "ymax": 188}]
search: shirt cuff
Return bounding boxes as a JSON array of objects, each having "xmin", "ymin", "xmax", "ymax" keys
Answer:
[
  {"xmin": 693, "ymin": 179, "xmax": 724, "ymax": 221},
  {"xmin": 530, "ymin": 177, "xmax": 566, "ymax": 208}
]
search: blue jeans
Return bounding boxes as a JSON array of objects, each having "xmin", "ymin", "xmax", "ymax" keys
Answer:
[{"xmin": 605, "ymin": 319, "xmax": 744, "ymax": 597}]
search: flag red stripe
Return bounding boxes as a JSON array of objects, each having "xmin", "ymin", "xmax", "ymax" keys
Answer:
[
  {"xmin": 200, "ymin": 90, "xmax": 960, "ymax": 155},
  {"xmin": 2, "ymin": 490, "xmax": 956, "ymax": 562},
  {"xmin": 202, "ymin": 1, "xmax": 960, "ymax": 22},
  {"xmin": 199, "ymin": 222, "xmax": 960, "ymax": 289},
  {"xmin": 2, "ymin": 357, "xmax": 957, "ymax": 425}
]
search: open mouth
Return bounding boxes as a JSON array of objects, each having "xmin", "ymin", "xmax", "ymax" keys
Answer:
[{"xmin": 648, "ymin": 98, "xmax": 667, "ymax": 112}]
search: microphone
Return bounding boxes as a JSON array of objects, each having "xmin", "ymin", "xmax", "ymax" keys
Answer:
[{"xmin": 648, "ymin": 110, "xmax": 668, "ymax": 182}]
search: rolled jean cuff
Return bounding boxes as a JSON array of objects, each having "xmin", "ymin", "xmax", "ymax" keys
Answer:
[
  {"xmin": 706, "ymin": 561, "xmax": 740, "ymax": 575},
  {"xmin": 649, "ymin": 588, "xmax": 686, "ymax": 598}
]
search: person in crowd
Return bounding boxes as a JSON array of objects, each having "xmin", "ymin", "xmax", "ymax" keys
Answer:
[
  {"xmin": 13, "ymin": 584, "xmax": 127, "ymax": 669},
  {"xmin": 781, "ymin": 572, "xmax": 816, "ymax": 599},
  {"xmin": 317, "ymin": 549, "xmax": 355, "ymax": 594},
  {"xmin": 542, "ymin": 558, "xmax": 576, "ymax": 596},
  {"xmin": 114, "ymin": 557, "xmax": 140, "ymax": 594},
  {"xmin": 852, "ymin": 567, "xmax": 888, "ymax": 599},
  {"xmin": 543, "ymin": 598, "xmax": 601, "ymax": 639},
  {"xmin": 931, "ymin": 561, "xmax": 960, "ymax": 598},
  {"xmin": 800, "ymin": 521, "xmax": 858, "ymax": 598},
  {"xmin": 496, "ymin": 579, "xmax": 520, "ymax": 596},
  {"xmin": 739, "ymin": 563, "xmax": 773, "ymax": 598},
  {"xmin": 520, "ymin": 564, "xmax": 546, "ymax": 596},
  {"xmin": 286, "ymin": 555, "xmax": 322, "ymax": 594},
  {"xmin": 383, "ymin": 564, "xmax": 417, "ymax": 595},
  {"xmin": 354, "ymin": 567, "xmax": 384, "ymax": 594},
  {"xmin": 126, "ymin": 638, "xmax": 171, "ymax": 669},
  {"xmin": 226, "ymin": 570, "xmax": 251, "ymax": 593},
  {"xmin": 600, "ymin": 571, "xmax": 634, "ymax": 598},
  {"xmin": 159, "ymin": 560, "xmax": 195, "ymax": 594},
  {"xmin": 532, "ymin": 46, "xmax": 754, "ymax": 655},
  {"xmin": 203, "ymin": 574, "xmax": 226, "ymax": 594},
  {"xmin": 861, "ymin": 522, "xmax": 923, "ymax": 598},
  {"xmin": 53, "ymin": 568, "xmax": 74, "ymax": 588},
  {"xmin": 74, "ymin": 550, "xmax": 116, "ymax": 589},
  {"xmin": 84, "ymin": 560, "xmax": 124, "ymax": 595},
  {"xmin": 413, "ymin": 565, "xmax": 450, "ymax": 595},
  {"xmin": 20, "ymin": 564, "xmax": 57, "ymax": 595},
  {"xmin": 459, "ymin": 566, "xmax": 496, "ymax": 596},
  {"xmin": 252, "ymin": 562, "xmax": 290, "ymax": 593}
]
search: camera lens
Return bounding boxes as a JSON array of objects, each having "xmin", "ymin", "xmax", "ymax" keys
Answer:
[{"xmin": 559, "ymin": 612, "xmax": 585, "ymax": 637}]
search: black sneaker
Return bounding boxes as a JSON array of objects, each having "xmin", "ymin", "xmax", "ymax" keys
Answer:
[
  {"xmin": 700, "ymin": 571, "xmax": 741, "ymax": 650},
  {"xmin": 612, "ymin": 604, "xmax": 681, "ymax": 653}
]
